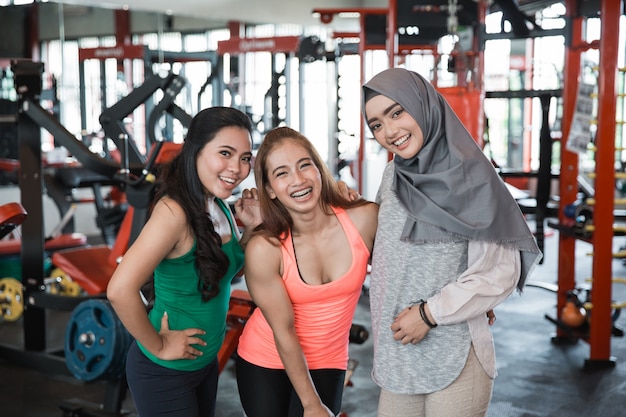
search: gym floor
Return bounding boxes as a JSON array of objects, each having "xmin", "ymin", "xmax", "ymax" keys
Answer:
[{"xmin": 2, "ymin": 227, "xmax": 626, "ymax": 417}]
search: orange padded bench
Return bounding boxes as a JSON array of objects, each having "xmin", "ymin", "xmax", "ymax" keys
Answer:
[
  {"xmin": 0, "ymin": 201, "xmax": 87, "ymax": 256},
  {"xmin": 51, "ymin": 206, "xmax": 133, "ymax": 296},
  {"xmin": 0, "ymin": 233, "xmax": 87, "ymax": 257},
  {"xmin": 0, "ymin": 202, "xmax": 27, "ymax": 240}
]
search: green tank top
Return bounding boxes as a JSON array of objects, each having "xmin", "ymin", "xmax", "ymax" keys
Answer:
[{"xmin": 138, "ymin": 199, "xmax": 244, "ymax": 371}]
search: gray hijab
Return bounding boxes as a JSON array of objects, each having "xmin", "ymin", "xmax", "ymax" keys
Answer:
[{"xmin": 362, "ymin": 68, "xmax": 541, "ymax": 290}]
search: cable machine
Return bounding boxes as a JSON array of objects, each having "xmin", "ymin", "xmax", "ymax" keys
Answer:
[
  {"xmin": 315, "ymin": 2, "xmax": 487, "ymax": 197},
  {"xmin": 315, "ymin": 0, "xmax": 626, "ymax": 369},
  {"xmin": 217, "ymin": 24, "xmax": 328, "ymax": 144},
  {"xmin": 78, "ymin": 44, "xmax": 219, "ymax": 160},
  {"xmin": 217, "ymin": 32, "xmax": 301, "ymax": 132}
]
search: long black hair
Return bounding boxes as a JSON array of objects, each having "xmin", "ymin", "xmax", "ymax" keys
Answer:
[{"xmin": 155, "ymin": 106, "xmax": 253, "ymax": 301}]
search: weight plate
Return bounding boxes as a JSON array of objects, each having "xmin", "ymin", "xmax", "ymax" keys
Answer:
[
  {"xmin": 48, "ymin": 267, "xmax": 82, "ymax": 297},
  {"xmin": 64, "ymin": 299, "xmax": 132, "ymax": 381},
  {"xmin": 0, "ymin": 277, "xmax": 23, "ymax": 321}
]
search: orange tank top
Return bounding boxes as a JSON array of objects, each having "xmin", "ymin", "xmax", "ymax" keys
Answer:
[{"xmin": 237, "ymin": 206, "xmax": 370, "ymax": 370}]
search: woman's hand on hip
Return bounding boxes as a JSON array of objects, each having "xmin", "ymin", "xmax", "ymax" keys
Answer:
[{"xmin": 156, "ymin": 311, "xmax": 207, "ymax": 360}]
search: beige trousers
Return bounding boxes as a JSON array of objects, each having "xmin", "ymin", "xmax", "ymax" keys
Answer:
[{"xmin": 377, "ymin": 344, "xmax": 493, "ymax": 417}]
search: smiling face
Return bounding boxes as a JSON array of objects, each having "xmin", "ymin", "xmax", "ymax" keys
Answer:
[
  {"xmin": 196, "ymin": 126, "xmax": 253, "ymax": 199},
  {"xmin": 365, "ymin": 94, "xmax": 425, "ymax": 160},
  {"xmin": 264, "ymin": 140, "xmax": 322, "ymax": 212}
]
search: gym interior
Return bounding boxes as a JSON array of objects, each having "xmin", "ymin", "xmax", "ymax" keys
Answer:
[{"xmin": 1, "ymin": 0, "xmax": 626, "ymax": 416}]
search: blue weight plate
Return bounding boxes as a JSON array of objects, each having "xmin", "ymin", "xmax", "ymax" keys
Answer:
[{"xmin": 64, "ymin": 299, "xmax": 128, "ymax": 382}]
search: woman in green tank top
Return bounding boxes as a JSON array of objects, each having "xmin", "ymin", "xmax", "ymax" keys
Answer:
[{"xmin": 107, "ymin": 106, "xmax": 262, "ymax": 417}]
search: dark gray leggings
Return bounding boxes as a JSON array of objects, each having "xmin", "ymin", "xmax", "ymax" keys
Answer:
[
  {"xmin": 125, "ymin": 341, "xmax": 219, "ymax": 417},
  {"xmin": 236, "ymin": 355, "xmax": 345, "ymax": 417}
]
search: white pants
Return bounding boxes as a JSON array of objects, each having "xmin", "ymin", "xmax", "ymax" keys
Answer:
[{"xmin": 377, "ymin": 344, "xmax": 493, "ymax": 417}]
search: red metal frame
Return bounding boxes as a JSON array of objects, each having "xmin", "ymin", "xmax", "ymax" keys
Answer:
[
  {"xmin": 556, "ymin": 0, "xmax": 583, "ymax": 341},
  {"xmin": 217, "ymin": 36, "xmax": 301, "ymax": 55},
  {"xmin": 78, "ymin": 44, "xmax": 145, "ymax": 61},
  {"xmin": 387, "ymin": 0, "xmax": 398, "ymax": 68},
  {"xmin": 556, "ymin": 0, "xmax": 622, "ymax": 368},
  {"xmin": 587, "ymin": 0, "xmax": 621, "ymax": 366}
]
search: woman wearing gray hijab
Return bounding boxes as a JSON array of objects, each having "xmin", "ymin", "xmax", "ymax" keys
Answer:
[{"xmin": 362, "ymin": 67, "xmax": 542, "ymax": 417}]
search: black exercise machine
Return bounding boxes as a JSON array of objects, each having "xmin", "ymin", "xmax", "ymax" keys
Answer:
[
  {"xmin": 45, "ymin": 70, "xmax": 193, "ymax": 245},
  {"xmin": 0, "ymin": 59, "xmax": 170, "ymax": 416}
]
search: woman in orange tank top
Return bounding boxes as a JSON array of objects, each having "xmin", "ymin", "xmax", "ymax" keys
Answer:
[{"xmin": 236, "ymin": 127, "xmax": 378, "ymax": 417}]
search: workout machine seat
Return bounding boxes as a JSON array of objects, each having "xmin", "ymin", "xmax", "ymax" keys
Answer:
[
  {"xmin": 0, "ymin": 202, "xmax": 27, "ymax": 240},
  {"xmin": 51, "ymin": 245, "xmax": 116, "ymax": 295},
  {"xmin": 0, "ymin": 233, "xmax": 87, "ymax": 257},
  {"xmin": 0, "ymin": 158, "xmax": 19, "ymax": 173},
  {"xmin": 51, "ymin": 206, "xmax": 133, "ymax": 295}
]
